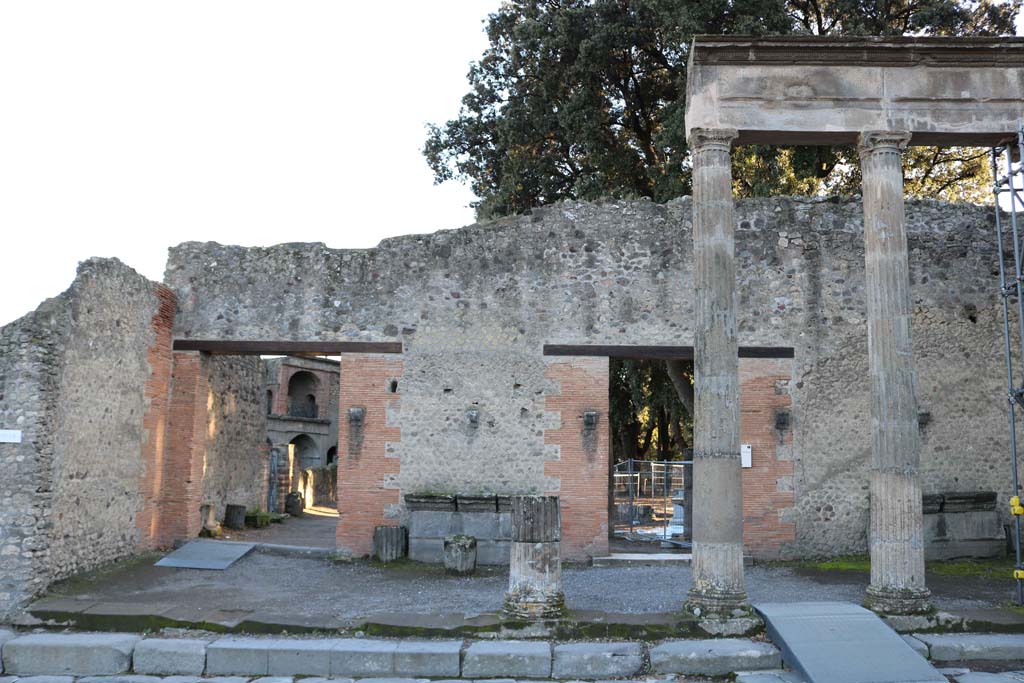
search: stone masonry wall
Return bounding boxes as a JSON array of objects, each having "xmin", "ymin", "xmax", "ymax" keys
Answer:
[
  {"xmin": 201, "ymin": 355, "xmax": 268, "ymax": 521},
  {"xmin": 167, "ymin": 197, "xmax": 1014, "ymax": 559},
  {"xmin": 0, "ymin": 259, "xmax": 172, "ymax": 619}
]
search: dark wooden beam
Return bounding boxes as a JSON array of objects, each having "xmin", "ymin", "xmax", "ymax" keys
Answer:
[
  {"xmin": 542, "ymin": 344, "xmax": 794, "ymax": 359},
  {"xmin": 172, "ymin": 340, "xmax": 403, "ymax": 355}
]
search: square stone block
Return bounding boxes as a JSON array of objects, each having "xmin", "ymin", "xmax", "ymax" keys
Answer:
[
  {"xmin": 408, "ymin": 538, "xmax": 444, "ymax": 563},
  {"xmin": 650, "ymin": 639, "xmax": 781, "ymax": 676},
  {"xmin": 133, "ymin": 639, "xmax": 208, "ymax": 675},
  {"xmin": 207, "ymin": 638, "xmax": 270, "ymax": 675},
  {"xmin": 393, "ymin": 641, "xmax": 461, "ymax": 677},
  {"xmin": 552, "ymin": 642, "xmax": 643, "ymax": 679},
  {"xmin": 476, "ymin": 540, "xmax": 511, "ymax": 565},
  {"xmin": 267, "ymin": 639, "xmax": 342, "ymax": 676},
  {"xmin": 329, "ymin": 640, "xmax": 397, "ymax": 677},
  {"xmin": 408, "ymin": 511, "xmax": 458, "ymax": 539},
  {"xmin": 462, "ymin": 641, "xmax": 551, "ymax": 679},
  {"xmin": 461, "ymin": 512, "xmax": 501, "ymax": 539}
]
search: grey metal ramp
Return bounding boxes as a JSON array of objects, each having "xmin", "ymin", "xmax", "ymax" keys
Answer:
[
  {"xmin": 755, "ymin": 602, "xmax": 945, "ymax": 683},
  {"xmin": 154, "ymin": 540, "xmax": 255, "ymax": 570}
]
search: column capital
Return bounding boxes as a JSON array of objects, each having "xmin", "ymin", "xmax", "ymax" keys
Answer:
[
  {"xmin": 858, "ymin": 130, "xmax": 912, "ymax": 156},
  {"xmin": 688, "ymin": 127, "xmax": 738, "ymax": 153}
]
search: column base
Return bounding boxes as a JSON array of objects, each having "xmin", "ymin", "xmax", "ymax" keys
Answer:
[
  {"xmin": 685, "ymin": 587, "xmax": 751, "ymax": 620},
  {"xmin": 503, "ymin": 592, "xmax": 566, "ymax": 620},
  {"xmin": 864, "ymin": 585, "xmax": 933, "ymax": 616}
]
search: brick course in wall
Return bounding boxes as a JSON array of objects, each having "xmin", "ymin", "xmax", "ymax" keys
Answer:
[
  {"xmin": 544, "ymin": 358, "xmax": 611, "ymax": 561},
  {"xmin": 336, "ymin": 354, "xmax": 403, "ymax": 556},
  {"xmin": 740, "ymin": 357, "xmax": 796, "ymax": 559}
]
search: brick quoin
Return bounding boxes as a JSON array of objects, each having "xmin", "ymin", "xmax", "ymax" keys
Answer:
[
  {"xmin": 136, "ymin": 285, "xmax": 176, "ymax": 549},
  {"xmin": 544, "ymin": 357, "xmax": 610, "ymax": 561},
  {"xmin": 740, "ymin": 357, "xmax": 796, "ymax": 559},
  {"xmin": 336, "ymin": 354, "xmax": 403, "ymax": 556},
  {"xmin": 154, "ymin": 351, "xmax": 210, "ymax": 546}
]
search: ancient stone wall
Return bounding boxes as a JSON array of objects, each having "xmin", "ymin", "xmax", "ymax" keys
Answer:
[
  {"xmin": 166, "ymin": 197, "xmax": 1013, "ymax": 559},
  {"xmin": 0, "ymin": 259, "xmax": 171, "ymax": 620},
  {"xmin": 201, "ymin": 355, "xmax": 268, "ymax": 520}
]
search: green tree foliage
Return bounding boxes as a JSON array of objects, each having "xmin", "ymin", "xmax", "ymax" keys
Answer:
[
  {"xmin": 610, "ymin": 358, "xmax": 693, "ymax": 463},
  {"xmin": 424, "ymin": 0, "xmax": 1020, "ymax": 219}
]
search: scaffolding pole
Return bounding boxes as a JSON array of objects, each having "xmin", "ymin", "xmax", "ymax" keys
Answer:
[{"xmin": 991, "ymin": 130, "xmax": 1024, "ymax": 604}]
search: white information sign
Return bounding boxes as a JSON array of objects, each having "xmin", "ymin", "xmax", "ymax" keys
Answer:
[
  {"xmin": 0, "ymin": 429, "xmax": 23, "ymax": 443},
  {"xmin": 741, "ymin": 443, "xmax": 752, "ymax": 468}
]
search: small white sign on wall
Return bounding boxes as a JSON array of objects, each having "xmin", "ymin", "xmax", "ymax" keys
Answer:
[
  {"xmin": 741, "ymin": 444, "xmax": 752, "ymax": 468},
  {"xmin": 0, "ymin": 429, "xmax": 23, "ymax": 444}
]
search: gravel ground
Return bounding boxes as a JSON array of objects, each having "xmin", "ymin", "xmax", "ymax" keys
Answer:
[{"xmin": 44, "ymin": 552, "xmax": 1012, "ymax": 620}]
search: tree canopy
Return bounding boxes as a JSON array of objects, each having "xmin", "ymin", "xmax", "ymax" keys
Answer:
[{"xmin": 424, "ymin": 0, "xmax": 1020, "ymax": 219}]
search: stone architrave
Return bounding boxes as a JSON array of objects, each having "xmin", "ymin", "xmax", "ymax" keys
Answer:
[
  {"xmin": 858, "ymin": 130, "xmax": 932, "ymax": 615},
  {"xmin": 504, "ymin": 495, "xmax": 564, "ymax": 618},
  {"xmin": 685, "ymin": 127, "xmax": 750, "ymax": 618}
]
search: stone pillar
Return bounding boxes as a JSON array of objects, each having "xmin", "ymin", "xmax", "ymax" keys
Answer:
[
  {"xmin": 685, "ymin": 127, "xmax": 749, "ymax": 617},
  {"xmin": 858, "ymin": 130, "xmax": 931, "ymax": 615},
  {"xmin": 504, "ymin": 496, "xmax": 564, "ymax": 619}
]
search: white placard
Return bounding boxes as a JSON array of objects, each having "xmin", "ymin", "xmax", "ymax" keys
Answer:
[
  {"xmin": 0, "ymin": 429, "xmax": 23, "ymax": 444},
  {"xmin": 741, "ymin": 444, "xmax": 752, "ymax": 468}
]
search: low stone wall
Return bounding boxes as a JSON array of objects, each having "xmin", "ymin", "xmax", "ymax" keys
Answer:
[
  {"xmin": 407, "ymin": 495, "xmax": 512, "ymax": 565},
  {"xmin": 923, "ymin": 491, "xmax": 1004, "ymax": 560}
]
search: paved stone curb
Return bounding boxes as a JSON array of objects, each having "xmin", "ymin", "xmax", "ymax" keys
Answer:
[
  {"xmin": 3, "ymin": 634, "xmax": 140, "ymax": 676},
  {"xmin": 914, "ymin": 633, "xmax": 1024, "ymax": 661},
  {"xmin": 649, "ymin": 638, "xmax": 781, "ymax": 676}
]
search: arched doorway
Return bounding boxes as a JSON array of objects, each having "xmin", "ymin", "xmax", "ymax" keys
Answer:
[{"xmin": 287, "ymin": 371, "xmax": 319, "ymax": 418}]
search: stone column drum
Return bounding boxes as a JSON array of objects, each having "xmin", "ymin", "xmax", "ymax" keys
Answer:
[
  {"xmin": 858, "ymin": 130, "xmax": 931, "ymax": 614},
  {"xmin": 504, "ymin": 495, "xmax": 565, "ymax": 619},
  {"xmin": 685, "ymin": 127, "xmax": 749, "ymax": 617}
]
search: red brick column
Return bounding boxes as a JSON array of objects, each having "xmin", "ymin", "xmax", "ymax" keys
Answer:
[
  {"xmin": 155, "ymin": 351, "xmax": 209, "ymax": 546},
  {"xmin": 136, "ymin": 286, "xmax": 176, "ymax": 549},
  {"xmin": 739, "ymin": 357, "xmax": 796, "ymax": 559},
  {"xmin": 544, "ymin": 357, "xmax": 610, "ymax": 561},
  {"xmin": 336, "ymin": 354, "xmax": 403, "ymax": 556}
]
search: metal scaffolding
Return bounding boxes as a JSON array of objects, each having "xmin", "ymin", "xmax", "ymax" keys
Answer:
[{"xmin": 991, "ymin": 128, "xmax": 1024, "ymax": 604}]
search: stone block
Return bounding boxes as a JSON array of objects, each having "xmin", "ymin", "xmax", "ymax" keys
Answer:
[
  {"xmin": 915, "ymin": 633, "xmax": 1024, "ymax": 661},
  {"xmin": 404, "ymin": 494, "xmax": 455, "ymax": 512},
  {"xmin": 133, "ymin": 638, "xmax": 208, "ymax": 675},
  {"xmin": 462, "ymin": 640, "xmax": 551, "ymax": 679},
  {"xmin": 408, "ymin": 511, "xmax": 458, "ymax": 539},
  {"xmin": 393, "ymin": 641, "xmax": 461, "ymax": 677},
  {"xmin": 650, "ymin": 638, "xmax": 781, "ymax": 676},
  {"xmin": 408, "ymin": 537, "xmax": 444, "ymax": 563},
  {"xmin": 329, "ymin": 640, "xmax": 397, "ymax": 677},
  {"xmin": 3, "ymin": 633, "xmax": 140, "ymax": 675},
  {"xmin": 476, "ymin": 539, "xmax": 511, "ymax": 565},
  {"xmin": 735, "ymin": 672, "xmax": 805, "ymax": 683},
  {"xmin": 207, "ymin": 637, "xmax": 270, "ymax": 675},
  {"xmin": 267, "ymin": 639, "xmax": 341, "ymax": 676},
  {"xmin": 552, "ymin": 642, "xmax": 643, "ymax": 679},
  {"xmin": 0, "ymin": 629, "xmax": 14, "ymax": 674},
  {"xmin": 902, "ymin": 635, "xmax": 930, "ymax": 659},
  {"xmin": 78, "ymin": 677, "xmax": 163, "ymax": 683},
  {"xmin": 8, "ymin": 677, "xmax": 76, "ymax": 683},
  {"xmin": 457, "ymin": 495, "xmax": 497, "ymax": 512},
  {"xmin": 460, "ymin": 512, "xmax": 501, "ymax": 539}
]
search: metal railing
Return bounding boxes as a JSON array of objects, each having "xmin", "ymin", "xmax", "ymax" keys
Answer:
[{"xmin": 612, "ymin": 458, "xmax": 692, "ymax": 547}]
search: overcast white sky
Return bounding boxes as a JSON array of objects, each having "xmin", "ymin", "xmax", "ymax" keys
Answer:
[{"xmin": 0, "ymin": 1, "xmax": 502, "ymax": 326}]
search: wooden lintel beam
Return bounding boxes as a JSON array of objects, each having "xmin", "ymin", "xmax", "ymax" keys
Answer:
[
  {"xmin": 172, "ymin": 339, "xmax": 403, "ymax": 355},
  {"xmin": 542, "ymin": 344, "xmax": 794, "ymax": 359}
]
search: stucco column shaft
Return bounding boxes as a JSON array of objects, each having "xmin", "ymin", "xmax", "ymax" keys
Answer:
[
  {"xmin": 858, "ymin": 130, "xmax": 931, "ymax": 615},
  {"xmin": 685, "ymin": 127, "xmax": 748, "ymax": 616}
]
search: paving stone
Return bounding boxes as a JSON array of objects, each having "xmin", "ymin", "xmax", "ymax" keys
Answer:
[
  {"xmin": 266, "ymin": 639, "xmax": 341, "ymax": 676},
  {"xmin": 78, "ymin": 677, "xmax": 163, "ymax": 683},
  {"xmin": 351, "ymin": 679, "xmax": 429, "ymax": 683},
  {"xmin": 207, "ymin": 638, "xmax": 271, "ymax": 675},
  {"xmin": 393, "ymin": 641, "xmax": 461, "ymax": 678},
  {"xmin": 901, "ymin": 635, "xmax": 930, "ymax": 659},
  {"xmin": 552, "ymin": 642, "xmax": 643, "ymax": 679},
  {"xmin": 11, "ymin": 677, "xmax": 76, "ymax": 683},
  {"xmin": 952, "ymin": 674, "xmax": 1023, "ymax": 682},
  {"xmin": 650, "ymin": 639, "xmax": 781, "ymax": 676},
  {"xmin": 0, "ymin": 676, "xmax": 18, "ymax": 683},
  {"xmin": 133, "ymin": 639, "xmax": 208, "ymax": 675},
  {"xmin": 462, "ymin": 641, "xmax": 552, "ymax": 679},
  {"xmin": 329, "ymin": 640, "xmax": 398, "ymax": 677},
  {"xmin": 251, "ymin": 677, "xmax": 294, "ymax": 683},
  {"xmin": 298, "ymin": 678, "xmax": 355, "ymax": 683},
  {"xmin": 161, "ymin": 677, "xmax": 207, "ymax": 683},
  {"xmin": 915, "ymin": 634, "xmax": 1024, "ymax": 661},
  {"xmin": 3, "ymin": 633, "xmax": 140, "ymax": 675},
  {"xmin": 204, "ymin": 677, "xmax": 252, "ymax": 683}
]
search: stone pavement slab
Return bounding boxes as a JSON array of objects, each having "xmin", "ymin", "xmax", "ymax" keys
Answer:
[
  {"xmin": 265, "ymin": 639, "xmax": 340, "ymax": 676},
  {"xmin": 328, "ymin": 640, "xmax": 397, "ymax": 678},
  {"xmin": 133, "ymin": 639, "xmax": 208, "ymax": 675},
  {"xmin": 735, "ymin": 672, "xmax": 807, "ymax": 683},
  {"xmin": 154, "ymin": 541, "xmax": 255, "ymax": 570},
  {"xmin": 462, "ymin": 641, "xmax": 552, "ymax": 679},
  {"xmin": 393, "ymin": 641, "xmax": 461, "ymax": 678},
  {"xmin": 952, "ymin": 673, "xmax": 1024, "ymax": 682},
  {"xmin": 3, "ymin": 633, "xmax": 139, "ymax": 676},
  {"xmin": 756, "ymin": 602, "xmax": 944, "ymax": 683},
  {"xmin": 206, "ymin": 638, "xmax": 271, "ymax": 676},
  {"xmin": 649, "ymin": 638, "xmax": 781, "ymax": 676},
  {"xmin": 915, "ymin": 633, "xmax": 1024, "ymax": 661},
  {"xmin": 551, "ymin": 642, "xmax": 643, "ymax": 679}
]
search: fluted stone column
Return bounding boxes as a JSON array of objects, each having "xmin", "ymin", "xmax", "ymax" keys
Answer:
[
  {"xmin": 504, "ymin": 496, "xmax": 564, "ymax": 619},
  {"xmin": 858, "ymin": 130, "xmax": 931, "ymax": 615},
  {"xmin": 685, "ymin": 127, "xmax": 749, "ymax": 617}
]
